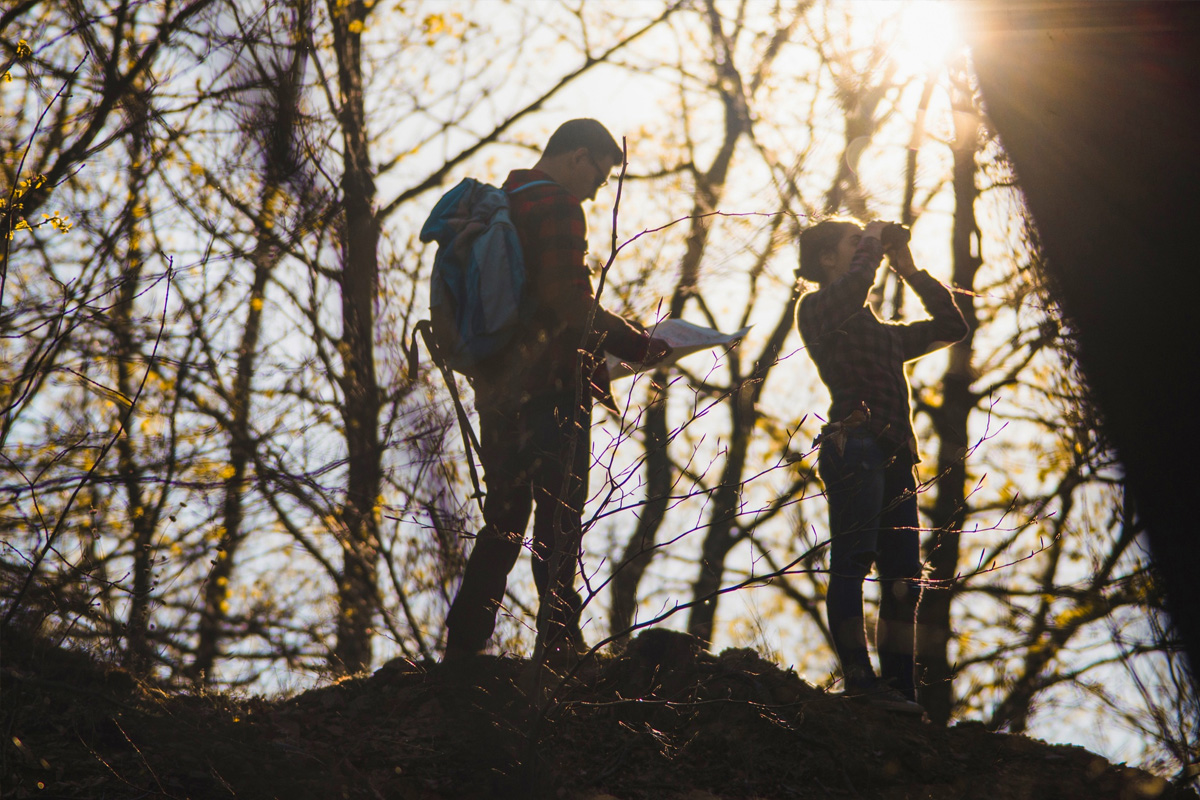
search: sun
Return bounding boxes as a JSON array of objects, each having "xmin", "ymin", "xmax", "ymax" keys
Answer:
[{"xmin": 886, "ymin": 0, "xmax": 966, "ymax": 76}]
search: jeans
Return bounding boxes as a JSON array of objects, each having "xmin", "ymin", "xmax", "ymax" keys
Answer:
[
  {"xmin": 818, "ymin": 431, "xmax": 922, "ymax": 698},
  {"xmin": 444, "ymin": 390, "xmax": 590, "ymax": 655}
]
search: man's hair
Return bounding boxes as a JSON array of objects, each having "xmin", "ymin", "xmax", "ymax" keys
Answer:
[
  {"xmin": 543, "ymin": 118, "xmax": 623, "ymax": 164},
  {"xmin": 797, "ymin": 218, "xmax": 862, "ymax": 285}
]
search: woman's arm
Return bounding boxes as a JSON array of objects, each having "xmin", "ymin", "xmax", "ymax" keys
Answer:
[
  {"xmin": 797, "ymin": 235, "xmax": 883, "ymax": 344},
  {"xmin": 890, "ymin": 244, "xmax": 969, "ymax": 360}
]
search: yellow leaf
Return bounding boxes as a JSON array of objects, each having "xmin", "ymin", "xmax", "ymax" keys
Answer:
[{"xmin": 423, "ymin": 13, "xmax": 445, "ymax": 35}]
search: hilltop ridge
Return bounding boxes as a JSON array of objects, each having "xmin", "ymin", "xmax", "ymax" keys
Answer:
[{"xmin": 2, "ymin": 626, "xmax": 1192, "ymax": 799}]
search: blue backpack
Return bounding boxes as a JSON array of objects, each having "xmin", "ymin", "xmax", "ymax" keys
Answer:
[{"xmin": 418, "ymin": 177, "xmax": 554, "ymax": 376}]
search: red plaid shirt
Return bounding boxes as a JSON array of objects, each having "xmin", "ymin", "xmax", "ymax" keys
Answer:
[
  {"xmin": 797, "ymin": 236, "xmax": 968, "ymax": 458},
  {"xmin": 481, "ymin": 169, "xmax": 648, "ymax": 404}
]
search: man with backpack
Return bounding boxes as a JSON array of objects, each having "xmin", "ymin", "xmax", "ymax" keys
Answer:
[{"xmin": 442, "ymin": 119, "xmax": 671, "ymax": 666}]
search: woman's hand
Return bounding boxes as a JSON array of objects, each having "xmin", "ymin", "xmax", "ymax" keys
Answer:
[
  {"xmin": 863, "ymin": 220, "xmax": 887, "ymax": 241},
  {"xmin": 886, "ymin": 243, "xmax": 918, "ymax": 279}
]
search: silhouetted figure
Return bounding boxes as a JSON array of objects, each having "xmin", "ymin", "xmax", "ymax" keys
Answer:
[
  {"xmin": 796, "ymin": 219, "xmax": 967, "ymax": 713},
  {"xmin": 443, "ymin": 119, "xmax": 670, "ymax": 666}
]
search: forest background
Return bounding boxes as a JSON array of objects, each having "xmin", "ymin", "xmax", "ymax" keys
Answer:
[{"xmin": 1, "ymin": 0, "xmax": 1195, "ymax": 788}]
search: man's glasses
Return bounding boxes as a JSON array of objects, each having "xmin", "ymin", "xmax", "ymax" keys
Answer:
[{"xmin": 584, "ymin": 152, "xmax": 610, "ymax": 190}]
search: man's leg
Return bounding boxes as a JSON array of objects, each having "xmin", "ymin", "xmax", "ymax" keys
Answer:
[
  {"xmin": 443, "ymin": 405, "xmax": 534, "ymax": 658},
  {"xmin": 820, "ymin": 434, "xmax": 886, "ymax": 691},
  {"xmin": 874, "ymin": 455, "xmax": 922, "ymax": 701},
  {"xmin": 528, "ymin": 393, "xmax": 590, "ymax": 657},
  {"xmin": 444, "ymin": 488, "xmax": 532, "ymax": 656}
]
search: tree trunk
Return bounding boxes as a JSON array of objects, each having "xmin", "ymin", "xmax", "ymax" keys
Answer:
[
  {"xmin": 113, "ymin": 109, "xmax": 159, "ymax": 676},
  {"xmin": 191, "ymin": 10, "xmax": 311, "ymax": 685},
  {"xmin": 685, "ymin": 387, "xmax": 752, "ymax": 644},
  {"xmin": 191, "ymin": 237, "xmax": 273, "ymax": 683},
  {"xmin": 609, "ymin": 393, "xmax": 670, "ymax": 639},
  {"xmin": 330, "ymin": 0, "xmax": 382, "ymax": 674},
  {"xmin": 917, "ymin": 64, "xmax": 982, "ymax": 725}
]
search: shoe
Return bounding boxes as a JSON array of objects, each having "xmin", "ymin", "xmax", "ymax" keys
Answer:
[
  {"xmin": 440, "ymin": 646, "xmax": 488, "ymax": 682},
  {"xmin": 441, "ymin": 645, "xmax": 486, "ymax": 663},
  {"xmin": 835, "ymin": 677, "xmax": 925, "ymax": 716},
  {"xmin": 860, "ymin": 687, "xmax": 925, "ymax": 715}
]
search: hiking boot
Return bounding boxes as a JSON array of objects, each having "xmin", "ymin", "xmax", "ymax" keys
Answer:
[
  {"xmin": 440, "ymin": 646, "xmax": 489, "ymax": 683},
  {"xmin": 441, "ymin": 645, "xmax": 487, "ymax": 663},
  {"xmin": 834, "ymin": 676, "xmax": 926, "ymax": 717},
  {"xmin": 860, "ymin": 686, "xmax": 925, "ymax": 716}
]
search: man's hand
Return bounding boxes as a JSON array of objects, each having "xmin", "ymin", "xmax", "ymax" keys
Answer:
[
  {"xmin": 644, "ymin": 337, "xmax": 673, "ymax": 367},
  {"xmin": 886, "ymin": 243, "xmax": 919, "ymax": 279}
]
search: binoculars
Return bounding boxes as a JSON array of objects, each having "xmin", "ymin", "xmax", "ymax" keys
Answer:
[{"xmin": 880, "ymin": 222, "xmax": 911, "ymax": 250}]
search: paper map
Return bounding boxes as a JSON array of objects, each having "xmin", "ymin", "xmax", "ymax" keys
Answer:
[{"xmin": 607, "ymin": 318, "xmax": 751, "ymax": 380}]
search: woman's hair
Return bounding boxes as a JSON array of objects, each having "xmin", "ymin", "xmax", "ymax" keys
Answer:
[{"xmin": 797, "ymin": 218, "xmax": 862, "ymax": 285}]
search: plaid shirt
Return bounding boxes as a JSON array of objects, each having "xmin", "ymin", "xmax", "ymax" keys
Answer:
[
  {"xmin": 797, "ymin": 236, "xmax": 968, "ymax": 459},
  {"xmin": 483, "ymin": 169, "xmax": 648, "ymax": 404}
]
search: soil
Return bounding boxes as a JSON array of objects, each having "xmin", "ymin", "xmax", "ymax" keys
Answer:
[{"xmin": 2, "ymin": 625, "xmax": 1194, "ymax": 800}]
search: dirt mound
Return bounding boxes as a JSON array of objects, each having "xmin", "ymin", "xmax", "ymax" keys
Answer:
[{"xmin": 2, "ymin": 626, "xmax": 1192, "ymax": 799}]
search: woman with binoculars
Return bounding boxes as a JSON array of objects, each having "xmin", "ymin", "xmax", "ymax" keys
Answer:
[{"xmin": 795, "ymin": 218, "xmax": 968, "ymax": 714}]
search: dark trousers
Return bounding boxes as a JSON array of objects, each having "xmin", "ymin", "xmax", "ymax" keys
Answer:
[
  {"xmin": 444, "ymin": 391, "xmax": 591, "ymax": 654},
  {"xmin": 818, "ymin": 431, "xmax": 922, "ymax": 699}
]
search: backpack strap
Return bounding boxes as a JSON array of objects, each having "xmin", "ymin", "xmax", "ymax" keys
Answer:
[
  {"xmin": 505, "ymin": 179, "xmax": 557, "ymax": 196},
  {"xmin": 412, "ymin": 320, "xmax": 485, "ymax": 508}
]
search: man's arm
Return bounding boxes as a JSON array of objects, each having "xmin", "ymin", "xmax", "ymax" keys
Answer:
[{"xmin": 533, "ymin": 196, "xmax": 654, "ymax": 362}]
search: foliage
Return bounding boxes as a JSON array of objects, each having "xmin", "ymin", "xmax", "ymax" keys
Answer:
[{"xmin": 0, "ymin": 0, "xmax": 1193, "ymax": 784}]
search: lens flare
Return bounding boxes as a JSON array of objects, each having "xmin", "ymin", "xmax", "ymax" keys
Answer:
[{"xmin": 889, "ymin": 0, "xmax": 966, "ymax": 75}]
